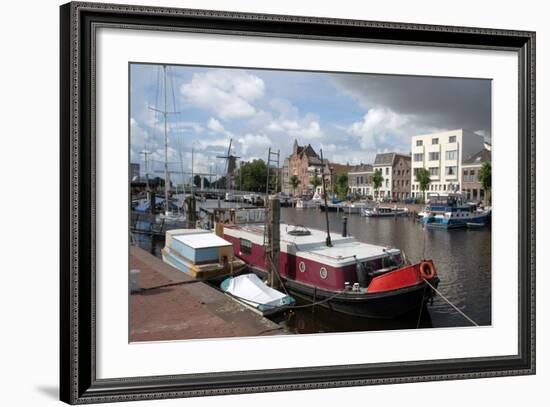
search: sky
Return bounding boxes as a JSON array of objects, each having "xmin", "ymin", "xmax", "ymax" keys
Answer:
[{"xmin": 130, "ymin": 63, "xmax": 491, "ymax": 184}]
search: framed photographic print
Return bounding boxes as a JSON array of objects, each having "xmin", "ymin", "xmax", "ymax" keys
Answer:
[{"xmin": 60, "ymin": 1, "xmax": 535, "ymax": 404}]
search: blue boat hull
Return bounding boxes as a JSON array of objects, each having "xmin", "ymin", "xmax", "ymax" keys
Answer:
[{"xmin": 424, "ymin": 212, "xmax": 491, "ymax": 229}]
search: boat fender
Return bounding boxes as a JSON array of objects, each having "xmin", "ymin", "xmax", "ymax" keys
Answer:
[{"xmin": 419, "ymin": 261, "xmax": 436, "ymax": 280}]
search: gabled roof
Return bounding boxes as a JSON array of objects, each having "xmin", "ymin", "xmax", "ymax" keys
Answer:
[
  {"xmin": 373, "ymin": 152, "xmax": 410, "ymax": 166},
  {"xmin": 463, "ymin": 149, "xmax": 491, "ymax": 165},
  {"xmin": 349, "ymin": 164, "xmax": 373, "ymax": 174},
  {"xmin": 373, "ymin": 152, "xmax": 395, "ymax": 166}
]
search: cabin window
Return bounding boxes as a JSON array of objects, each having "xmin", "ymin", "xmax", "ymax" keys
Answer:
[
  {"xmin": 240, "ymin": 238, "xmax": 252, "ymax": 255},
  {"xmin": 319, "ymin": 267, "xmax": 328, "ymax": 279},
  {"xmin": 299, "ymin": 261, "xmax": 306, "ymax": 273}
]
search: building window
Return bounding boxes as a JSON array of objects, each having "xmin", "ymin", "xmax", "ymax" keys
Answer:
[
  {"xmin": 449, "ymin": 135, "xmax": 456, "ymax": 143},
  {"xmin": 385, "ymin": 179, "xmax": 389, "ymax": 187},
  {"xmin": 240, "ymin": 239, "xmax": 252, "ymax": 255},
  {"xmin": 445, "ymin": 166, "xmax": 457, "ymax": 176},
  {"xmin": 414, "ymin": 153, "xmax": 424, "ymax": 162},
  {"xmin": 429, "ymin": 152, "xmax": 440, "ymax": 161},
  {"xmin": 413, "ymin": 168, "xmax": 419, "ymax": 176},
  {"xmin": 429, "ymin": 167, "xmax": 439, "ymax": 176},
  {"xmin": 385, "ymin": 167, "xmax": 389, "ymax": 175},
  {"xmin": 445, "ymin": 150, "xmax": 457, "ymax": 160},
  {"xmin": 432, "ymin": 138, "xmax": 439, "ymax": 145},
  {"xmin": 416, "ymin": 140, "xmax": 423, "ymax": 147}
]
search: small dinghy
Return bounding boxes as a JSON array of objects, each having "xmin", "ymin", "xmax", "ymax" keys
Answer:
[{"xmin": 221, "ymin": 274, "xmax": 295, "ymax": 316}]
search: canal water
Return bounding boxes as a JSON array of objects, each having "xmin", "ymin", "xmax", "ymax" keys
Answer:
[
  {"xmin": 134, "ymin": 203, "xmax": 491, "ymax": 333},
  {"xmin": 276, "ymin": 207, "xmax": 491, "ymax": 332}
]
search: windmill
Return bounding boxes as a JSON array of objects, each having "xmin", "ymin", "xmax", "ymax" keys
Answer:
[{"xmin": 216, "ymin": 139, "xmax": 240, "ymax": 190}]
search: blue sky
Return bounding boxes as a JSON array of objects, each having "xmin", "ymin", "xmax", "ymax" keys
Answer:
[{"xmin": 130, "ymin": 64, "xmax": 491, "ymax": 184}]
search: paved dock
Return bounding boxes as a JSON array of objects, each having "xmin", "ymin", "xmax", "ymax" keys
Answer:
[{"xmin": 130, "ymin": 246, "xmax": 284, "ymax": 342}]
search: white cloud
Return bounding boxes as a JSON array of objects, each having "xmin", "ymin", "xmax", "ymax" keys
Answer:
[
  {"xmin": 348, "ymin": 108, "xmax": 432, "ymax": 152},
  {"xmin": 194, "ymin": 137, "xmax": 233, "ymax": 151},
  {"xmin": 237, "ymin": 134, "xmax": 272, "ymax": 156},
  {"xmin": 263, "ymin": 99, "xmax": 324, "ymax": 140},
  {"xmin": 180, "ymin": 70, "xmax": 265, "ymax": 120},
  {"xmin": 207, "ymin": 117, "xmax": 225, "ymax": 133}
]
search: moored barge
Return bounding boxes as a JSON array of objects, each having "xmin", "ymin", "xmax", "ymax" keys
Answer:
[{"xmin": 220, "ymin": 223, "xmax": 439, "ymax": 318}]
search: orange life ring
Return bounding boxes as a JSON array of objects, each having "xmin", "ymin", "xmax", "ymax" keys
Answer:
[{"xmin": 419, "ymin": 261, "xmax": 435, "ymax": 280}]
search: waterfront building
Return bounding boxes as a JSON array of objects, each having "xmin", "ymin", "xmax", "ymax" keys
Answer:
[
  {"xmin": 372, "ymin": 153, "xmax": 411, "ymax": 200},
  {"xmin": 461, "ymin": 148, "xmax": 491, "ymax": 202},
  {"xmin": 349, "ymin": 164, "xmax": 374, "ymax": 197},
  {"xmin": 284, "ymin": 139, "xmax": 325, "ymax": 196},
  {"xmin": 410, "ymin": 129, "xmax": 484, "ymax": 199},
  {"xmin": 322, "ymin": 162, "xmax": 355, "ymax": 196}
]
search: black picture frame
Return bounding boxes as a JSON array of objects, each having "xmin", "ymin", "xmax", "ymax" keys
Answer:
[{"xmin": 60, "ymin": 2, "xmax": 536, "ymax": 404}]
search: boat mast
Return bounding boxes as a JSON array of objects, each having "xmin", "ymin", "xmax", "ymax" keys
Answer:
[
  {"xmin": 320, "ymin": 149, "xmax": 332, "ymax": 247},
  {"xmin": 149, "ymin": 64, "xmax": 178, "ymax": 216}
]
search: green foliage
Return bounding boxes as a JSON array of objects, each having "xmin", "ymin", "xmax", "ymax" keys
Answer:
[
  {"xmin": 211, "ymin": 176, "xmax": 226, "ymax": 189},
  {"xmin": 478, "ymin": 162, "xmax": 491, "ymax": 191},
  {"xmin": 478, "ymin": 162, "xmax": 492, "ymax": 204},
  {"xmin": 372, "ymin": 169, "xmax": 384, "ymax": 197},
  {"xmin": 193, "ymin": 174, "xmax": 210, "ymax": 188},
  {"xmin": 289, "ymin": 174, "xmax": 300, "ymax": 195},
  {"xmin": 235, "ymin": 159, "xmax": 268, "ymax": 192},
  {"xmin": 415, "ymin": 168, "xmax": 431, "ymax": 201},
  {"xmin": 310, "ymin": 173, "xmax": 322, "ymax": 189},
  {"xmin": 334, "ymin": 173, "xmax": 349, "ymax": 200}
]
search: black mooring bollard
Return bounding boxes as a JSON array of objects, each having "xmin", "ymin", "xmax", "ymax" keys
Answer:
[{"xmin": 342, "ymin": 216, "xmax": 348, "ymax": 237}]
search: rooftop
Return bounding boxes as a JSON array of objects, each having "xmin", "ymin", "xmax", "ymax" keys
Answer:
[{"xmin": 463, "ymin": 148, "xmax": 491, "ymax": 165}]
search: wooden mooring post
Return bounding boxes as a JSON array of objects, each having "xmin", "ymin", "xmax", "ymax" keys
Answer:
[{"xmin": 266, "ymin": 196, "xmax": 281, "ymax": 289}]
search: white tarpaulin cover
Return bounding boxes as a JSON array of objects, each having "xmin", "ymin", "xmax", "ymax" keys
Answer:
[{"xmin": 223, "ymin": 274, "xmax": 288, "ymax": 309}]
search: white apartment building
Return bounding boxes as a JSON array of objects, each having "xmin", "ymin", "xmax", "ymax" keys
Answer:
[
  {"xmin": 372, "ymin": 153, "xmax": 395, "ymax": 199},
  {"xmin": 410, "ymin": 129, "xmax": 484, "ymax": 199}
]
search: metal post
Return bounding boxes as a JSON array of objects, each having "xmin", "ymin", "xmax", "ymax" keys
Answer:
[{"xmin": 320, "ymin": 149, "xmax": 332, "ymax": 247}]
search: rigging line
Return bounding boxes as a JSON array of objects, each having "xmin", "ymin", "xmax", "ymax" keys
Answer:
[
  {"xmin": 416, "ymin": 284, "xmax": 427, "ymax": 329},
  {"xmin": 154, "ymin": 65, "xmax": 161, "ymax": 114},
  {"xmin": 423, "ymin": 278, "xmax": 479, "ymax": 327},
  {"xmin": 169, "ymin": 66, "xmax": 178, "ymax": 113}
]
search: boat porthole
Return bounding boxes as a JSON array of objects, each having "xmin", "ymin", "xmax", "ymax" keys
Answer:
[
  {"xmin": 319, "ymin": 267, "xmax": 328, "ymax": 279},
  {"xmin": 299, "ymin": 261, "xmax": 306, "ymax": 273}
]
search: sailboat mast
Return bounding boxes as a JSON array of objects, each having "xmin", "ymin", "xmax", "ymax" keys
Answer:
[{"xmin": 163, "ymin": 64, "xmax": 169, "ymax": 216}]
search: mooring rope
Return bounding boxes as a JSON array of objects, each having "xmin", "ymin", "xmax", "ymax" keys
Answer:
[{"xmin": 423, "ymin": 278, "xmax": 479, "ymax": 327}]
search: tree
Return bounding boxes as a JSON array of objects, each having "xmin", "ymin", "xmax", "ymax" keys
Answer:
[
  {"xmin": 372, "ymin": 169, "xmax": 384, "ymax": 200},
  {"xmin": 310, "ymin": 173, "xmax": 322, "ymax": 192},
  {"xmin": 334, "ymin": 173, "xmax": 349, "ymax": 200},
  {"xmin": 478, "ymin": 162, "xmax": 492, "ymax": 205},
  {"xmin": 289, "ymin": 175, "xmax": 300, "ymax": 196},
  {"xmin": 235, "ymin": 159, "xmax": 268, "ymax": 192},
  {"xmin": 211, "ymin": 176, "xmax": 226, "ymax": 189},
  {"xmin": 193, "ymin": 175, "xmax": 210, "ymax": 189},
  {"xmin": 415, "ymin": 168, "xmax": 431, "ymax": 203}
]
